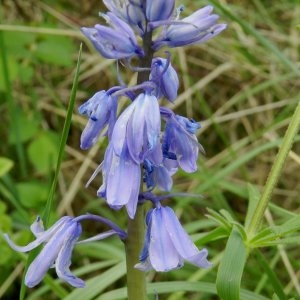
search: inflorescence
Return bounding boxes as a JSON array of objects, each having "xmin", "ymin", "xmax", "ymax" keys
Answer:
[{"xmin": 5, "ymin": 0, "xmax": 226, "ymax": 288}]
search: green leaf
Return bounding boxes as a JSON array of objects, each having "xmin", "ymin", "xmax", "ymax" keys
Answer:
[
  {"xmin": 97, "ymin": 281, "xmax": 269, "ymax": 300},
  {"xmin": 8, "ymin": 110, "xmax": 39, "ymax": 144},
  {"xmin": 35, "ymin": 36, "xmax": 76, "ymax": 67},
  {"xmin": 0, "ymin": 157, "xmax": 13, "ymax": 177},
  {"xmin": 65, "ymin": 261, "xmax": 126, "ymax": 300},
  {"xmin": 245, "ymin": 184, "xmax": 261, "ymax": 230},
  {"xmin": 205, "ymin": 208, "xmax": 232, "ymax": 231},
  {"xmin": 216, "ymin": 226, "xmax": 248, "ymax": 300},
  {"xmin": 27, "ymin": 131, "xmax": 59, "ymax": 174},
  {"xmin": 16, "ymin": 181, "xmax": 48, "ymax": 208},
  {"xmin": 255, "ymin": 250, "xmax": 287, "ymax": 300}
]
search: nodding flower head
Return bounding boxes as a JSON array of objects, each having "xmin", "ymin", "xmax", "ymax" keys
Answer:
[
  {"xmin": 111, "ymin": 92, "xmax": 161, "ymax": 164},
  {"xmin": 98, "ymin": 143, "xmax": 141, "ymax": 219},
  {"xmin": 135, "ymin": 205, "xmax": 212, "ymax": 272},
  {"xmin": 146, "ymin": 0, "xmax": 175, "ymax": 22},
  {"xmin": 150, "ymin": 57, "xmax": 179, "ymax": 102},
  {"xmin": 78, "ymin": 90, "xmax": 117, "ymax": 149},
  {"xmin": 162, "ymin": 110, "xmax": 203, "ymax": 173},
  {"xmin": 153, "ymin": 5, "xmax": 227, "ymax": 50},
  {"xmin": 103, "ymin": 0, "xmax": 146, "ymax": 35},
  {"xmin": 81, "ymin": 12, "xmax": 144, "ymax": 59},
  {"xmin": 4, "ymin": 215, "xmax": 125, "ymax": 288}
]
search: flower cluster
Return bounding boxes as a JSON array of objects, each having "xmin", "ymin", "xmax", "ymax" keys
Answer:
[
  {"xmin": 4, "ymin": 0, "xmax": 225, "ymax": 288},
  {"xmin": 80, "ymin": 1, "xmax": 226, "ymax": 218}
]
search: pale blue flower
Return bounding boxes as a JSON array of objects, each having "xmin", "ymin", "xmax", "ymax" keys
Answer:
[
  {"xmin": 143, "ymin": 159, "xmax": 173, "ymax": 192},
  {"xmin": 111, "ymin": 93, "xmax": 161, "ymax": 164},
  {"xmin": 98, "ymin": 144, "xmax": 141, "ymax": 219},
  {"xmin": 146, "ymin": 0, "xmax": 175, "ymax": 22},
  {"xmin": 162, "ymin": 110, "xmax": 203, "ymax": 173},
  {"xmin": 150, "ymin": 57, "xmax": 179, "ymax": 102},
  {"xmin": 103, "ymin": 0, "xmax": 146, "ymax": 35},
  {"xmin": 153, "ymin": 5, "xmax": 227, "ymax": 50},
  {"xmin": 4, "ymin": 215, "xmax": 125, "ymax": 288},
  {"xmin": 78, "ymin": 90, "xmax": 117, "ymax": 149},
  {"xmin": 81, "ymin": 12, "xmax": 144, "ymax": 59},
  {"xmin": 135, "ymin": 205, "xmax": 211, "ymax": 272}
]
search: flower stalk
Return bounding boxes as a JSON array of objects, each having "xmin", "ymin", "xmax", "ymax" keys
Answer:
[
  {"xmin": 124, "ymin": 26, "xmax": 154, "ymax": 300},
  {"xmin": 125, "ymin": 205, "xmax": 147, "ymax": 300}
]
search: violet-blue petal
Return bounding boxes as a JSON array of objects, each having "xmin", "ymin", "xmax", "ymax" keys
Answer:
[
  {"xmin": 25, "ymin": 217, "xmax": 76, "ymax": 287},
  {"xmin": 162, "ymin": 206, "xmax": 212, "ymax": 268},
  {"xmin": 150, "ymin": 58, "xmax": 179, "ymax": 102},
  {"xmin": 144, "ymin": 94, "xmax": 161, "ymax": 151},
  {"xmin": 30, "ymin": 215, "xmax": 45, "ymax": 238},
  {"xmin": 126, "ymin": 95, "xmax": 147, "ymax": 162},
  {"xmin": 106, "ymin": 147, "xmax": 141, "ymax": 218},
  {"xmin": 111, "ymin": 100, "xmax": 136, "ymax": 156},
  {"xmin": 149, "ymin": 208, "xmax": 182, "ymax": 271},
  {"xmin": 146, "ymin": 0, "xmax": 175, "ymax": 22},
  {"xmin": 81, "ymin": 14, "xmax": 143, "ymax": 59},
  {"xmin": 79, "ymin": 91, "xmax": 116, "ymax": 150},
  {"xmin": 4, "ymin": 217, "xmax": 70, "ymax": 253},
  {"xmin": 55, "ymin": 222, "xmax": 85, "ymax": 288},
  {"xmin": 152, "ymin": 165, "xmax": 173, "ymax": 191}
]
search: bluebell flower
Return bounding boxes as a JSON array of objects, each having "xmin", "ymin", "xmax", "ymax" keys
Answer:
[
  {"xmin": 135, "ymin": 205, "xmax": 211, "ymax": 272},
  {"xmin": 146, "ymin": 0, "xmax": 175, "ymax": 22},
  {"xmin": 81, "ymin": 12, "xmax": 144, "ymax": 59},
  {"xmin": 153, "ymin": 5, "xmax": 227, "ymax": 50},
  {"xmin": 150, "ymin": 57, "xmax": 179, "ymax": 102},
  {"xmin": 78, "ymin": 90, "xmax": 117, "ymax": 149},
  {"xmin": 143, "ymin": 159, "xmax": 173, "ymax": 192},
  {"xmin": 98, "ymin": 144, "xmax": 141, "ymax": 219},
  {"xmin": 162, "ymin": 110, "xmax": 203, "ymax": 173},
  {"xmin": 4, "ymin": 215, "xmax": 125, "ymax": 288},
  {"xmin": 111, "ymin": 92, "xmax": 161, "ymax": 164},
  {"xmin": 103, "ymin": 0, "xmax": 146, "ymax": 35}
]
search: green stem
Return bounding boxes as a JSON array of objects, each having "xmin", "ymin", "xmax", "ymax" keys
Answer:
[
  {"xmin": 248, "ymin": 101, "xmax": 300, "ymax": 236},
  {"xmin": 125, "ymin": 205, "xmax": 147, "ymax": 300},
  {"xmin": 124, "ymin": 24, "xmax": 154, "ymax": 300}
]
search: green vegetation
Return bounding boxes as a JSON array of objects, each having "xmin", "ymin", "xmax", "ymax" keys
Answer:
[{"xmin": 0, "ymin": 0, "xmax": 299, "ymax": 299}]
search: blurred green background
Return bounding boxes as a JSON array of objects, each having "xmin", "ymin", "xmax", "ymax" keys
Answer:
[{"xmin": 0, "ymin": 0, "xmax": 299, "ymax": 299}]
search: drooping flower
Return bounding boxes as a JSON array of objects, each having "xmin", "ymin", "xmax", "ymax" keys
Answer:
[
  {"xmin": 146, "ymin": 0, "xmax": 175, "ymax": 22},
  {"xmin": 135, "ymin": 205, "xmax": 211, "ymax": 272},
  {"xmin": 143, "ymin": 159, "xmax": 173, "ymax": 192},
  {"xmin": 4, "ymin": 215, "xmax": 125, "ymax": 288},
  {"xmin": 78, "ymin": 90, "xmax": 117, "ymax": 149},
  {"xmin": 111, "ymin": 92, "xmax": 161, "ymax": 164},
  {"xmin": 81, "ymin": 12, "xmax": 144, "ymax": 59},
  {"xmin": 162, "ymin": 109, "xmax": 203, "ymax": 173},
  {"xmin": 98, "ymin": 143, "xmax": 141, "ymax": 219},
  {"xmin": 150, "ymin": 57, "xmax": 179, "ymax": 102},
  {"xmin": 103, "ymin": 0, "xmax": 146, "ymax": 35},
  {"xmin": 153, "ymin": 5, "xmax": 227, "ymax": 50}
]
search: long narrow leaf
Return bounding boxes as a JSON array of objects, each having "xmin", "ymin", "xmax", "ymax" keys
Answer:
[
  {"xmin": 216, "ymin": 226, "xmax": 248, "ymax": 300},
  {"xmin": 19, "ymin": 44, "xmax": 82, "ymax": 300}
]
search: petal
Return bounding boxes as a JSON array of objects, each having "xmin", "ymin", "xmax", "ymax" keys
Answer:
[
  {"xmin": 144, "ymin": 94, "xmax": 161, "ymax": 151},
  {"xmin": 55, "ymin": 222, "xmax": 85, "ymax": 288},
  {"xmin": 106, "ymin": 147, "xmax": 140, "ymax": 213},
  {"xmin": 112, "ymin": 101, "xmax": 136, "ymax": 156},
  {"xmin": 4, "ymin": 216, "xmax": 70, "ymax": 253},
  {"xmin": 30, "ymin": 215, "xmax": 45, "ymax": 238},
  {"xmin": 162, "ymin": 207, "xmax": 211, "ymax": 268},
  {"xmin": 25, "ymin": 217, "xmax": 75, "ymax": 287},
  {"xmin": 146, "ymin": 0, "xmax": 175, "ymax": 22},
  {"xmin": 149, "ymin": 208, "xmax": 182, "ymax": 271},
  {"xmin": 153, "ymin": 165, "xmax": 173, "ymax": 191},
  {"xmin": 127, "ymin": 94, "xmax": 146, "ymax": 162}
]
